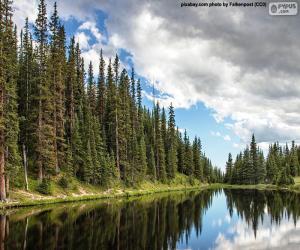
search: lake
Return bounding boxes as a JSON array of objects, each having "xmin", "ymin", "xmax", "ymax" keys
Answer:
[{"xmin": 1, "ymin": 189, "xmax": 300, "ymax": 249}]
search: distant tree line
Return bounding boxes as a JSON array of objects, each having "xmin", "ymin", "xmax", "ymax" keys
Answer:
[
  {"xmin": 225, "ymin": 134, "xmax": 298, "ymax": 185},
  {"xmin": 0, "ymin": 0, "xmax": 222, "ymax": 200}
]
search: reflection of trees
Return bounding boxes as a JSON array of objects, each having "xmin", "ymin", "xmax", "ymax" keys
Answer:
[
  {"xmin": 1, "ymin": 190, "xmax": 217, "ymax": 250},
  {"xmin": 224, "ymin": 189, "xmax": 300, "ymax": 237},
  {"xmin": 3, "ymin": 189, "xmax": 298, "ymax": 249}
]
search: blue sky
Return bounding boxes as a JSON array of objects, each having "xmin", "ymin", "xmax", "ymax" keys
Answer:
[{"xmin": 13, "ymin": 0, "xmax": 300, "ymax": 170}]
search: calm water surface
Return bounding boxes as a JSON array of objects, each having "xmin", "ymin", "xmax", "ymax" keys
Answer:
[{"xmin": 1, "ymin": 189, "xmax": 300, "ymax": 250}]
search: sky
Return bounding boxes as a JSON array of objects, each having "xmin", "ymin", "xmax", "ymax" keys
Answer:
[{"xmin": 12, "ymin": 0, "xmax": 300, "ymax": 170}]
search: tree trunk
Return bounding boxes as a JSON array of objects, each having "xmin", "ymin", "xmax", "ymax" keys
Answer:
[
  {"xmin": 38, "ymin": 88, "xmax": 43, "ymax": 181},
  {"xmin": 0, "ymin": 83, "xmax": 6, "ymax": 201},
  {"xmin": 115, "ymin": 112, "xmax": 120, "ymax": 170},
  {"xmin": 22, "ymin": 144, "xmax": 29, "ymax": 191},
  {"xmin": 5, "ymin": 175, "xmax": 9, "ymax": 199},
  {"xmin": 0, "ymin": 151, "xmax": 6, "ymax": 201}
]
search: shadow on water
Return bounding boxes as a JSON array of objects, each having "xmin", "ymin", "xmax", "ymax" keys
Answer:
[{"xmin": 1, "ymin": 188, "xmax": 300, "ymax": 249}]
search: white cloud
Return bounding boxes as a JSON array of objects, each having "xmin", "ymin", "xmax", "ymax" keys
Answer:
[
  {"xmin": 79, "ymin": 21, "xmax": 102, "ymax": 41},
  {"xmin": 214, "ymin": 219, "xmax": 300, "ymax": 250},
  {"xmin": 74, "ymin": 32, "xmax": 91, "ymax": 50}
]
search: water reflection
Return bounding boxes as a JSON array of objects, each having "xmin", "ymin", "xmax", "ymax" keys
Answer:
[{"xmin": 0, "ymin": 189, "xmax": 300, "ymax": 250}]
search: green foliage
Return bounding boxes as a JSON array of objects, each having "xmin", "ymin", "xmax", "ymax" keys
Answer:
[
  {"xmin": 36, "ymin": 178, "xmax": 52, "ymax": 195},
  {"xmin": 58, "ymin": 176, "xmax": 69, "ymax": 189},
  {"xmin": 226, "ymin": 135, "xmax": 296, "ymax": 186}
]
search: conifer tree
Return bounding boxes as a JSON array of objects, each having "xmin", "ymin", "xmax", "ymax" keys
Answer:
[
  {"xmin": 224, "ymin": 153, "xmax": 233, "ymax": 183},
  {"xmin": 97, "ymin": 49, "xmax": 106, "ymax": 130},
  {"xmin": 166, "ymin": 104, "xmax": 177, "ymax": 179},
  {"xmin": 147, "ymin": 146, "xmax": 156, "ymax": 180},
  {"xmin": 33, "ymin": 0, "xmax": 56, "ymax": 180},
  {"xmin": 290, "ymin": 141, "xmax": 299, "ymax": 176},
  {"xmin": 192, "ymin": 137, "xmax": 201, "ymax": 180},
  {"xmin": 18, "ymin": 18, "xmax": 33, "ymax": 157},
  {"xmin": 87, "ymin": 61, "xmax": 97, "ymax": 115},
  {"xmin": 105, "ymin": 58, "xmax": 120, "ymax": 171},
  {"xmin": 65, "ymin": 37, "xmax": 76, "ymax": 142},
  {"xmin": 0, "ymin": 0, "xmax": 21, "ymax": 198},
  {"xmin": 183, "ymin": 130, "xmax": 193, "ymax": 177},
  {"xmin": 154, "ymin": 103, "xmax": 166, "ymax": 181},
  {"xmin": 49, "ymin": 3, "xmax": 66, "ymax": 172},
  {"xmin": 250, "ymin": 134, "xmax": 258, "ymax": 184}
]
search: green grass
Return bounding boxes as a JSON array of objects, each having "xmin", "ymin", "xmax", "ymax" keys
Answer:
[
  {"xmin": 213, "ymin": 178, "xmax": 300, "ymax": 193},
  {"xmin": 0, "ymin": 173, "xmax": 209, "ymax": 209},
  {"xmin": 3, "ymin": 175, "xmax": 300, "ymax": 210}
]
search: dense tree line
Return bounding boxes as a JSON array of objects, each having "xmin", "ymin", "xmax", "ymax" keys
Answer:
[
  {"xmin": 225, "ymin": 134, "xmax": 298, "ymax": 185},
  {"xmin": 0, "ymin": 0, "xmax": 221, "ymax": 200}
]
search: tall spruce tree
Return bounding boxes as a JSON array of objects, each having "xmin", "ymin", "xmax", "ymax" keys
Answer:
[
  {"xmin": 49, "ymin": 3, "xmax": 66, "ymax": 172},
  {"xmin": 166, "ymin": 104, "xmax": 177, "ymax": 179},
  {"xmin": 225, "ymin": 153, "xmax": 233, "ymax": 183},
  {"xmin": 0, "ymin": 0, "xmax": 21, "ymax": 199},
  {"xmin": 97, "ymin": 49, "xmax": 106, "ymax": 132},
  {"xmin": 34, "ymin": 0, "xmax": 57, "ymax": 180}
]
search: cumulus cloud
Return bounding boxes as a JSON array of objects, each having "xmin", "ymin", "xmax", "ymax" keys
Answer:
[
  {"xmin": 78, "ymin": 21, "xmax": 102, "ymax": 41},
  {"xmin": 214, "ymin": 219, "xmax": 300, "ymax": 250},
  {"xmin": 13, "ymin": 0, "xmax": 300, "ymax": 145},
  {"xmin": 74, "ymin": 32, "xmax": 91, "ymax": 50}
]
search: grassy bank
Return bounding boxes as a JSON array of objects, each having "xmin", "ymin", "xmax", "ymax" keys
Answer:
[
  {"xmin": 210, "ymin": 177, "xmax": 300, "ymax": 193},
  {"xmin": 2, "ymin": 176, "xmax": 300, "ymax": 209},
  {"xmin": 0, "ymin": 174, "xmax": 210, "ymax": 209}
]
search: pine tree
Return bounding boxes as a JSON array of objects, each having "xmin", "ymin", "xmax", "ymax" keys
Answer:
[
  {"xmin": 71, "ymin": 115, "xmax": 84, "ymax": 177},
  {"xmin": 105, "ymin": 58, "xmax": 119, "ymax": 171},
  {"xmin": 266, "ymin": 150, "xmax": 277, "ymax": 183},
  {"xmin": 0, "ymin": 0, "xmax": 7, "ymax": 199},
  {"xmin": 136, "ymin": 132, "xmax": 147, "ymax": 181},
  {"xmin": 154, "ymin": 103, "xmax": 166, "ymax": 181},
  {"xmin": 225, "ymin": 153, "xmax": 233, "ymax": 183},
  {"xmin": 166, "ymin": 104, "xmax": 177, "ymax": 179},
  {"xmin": 97, "ymin": 49, "xmax": 106, "ymax": 132},
  {"xmin": 257, "ymin": 150, "xmax": 266, "ymax": 183},
  {"xmin": 65, "ymin": 37, "xmax": 76, "ymax": 142},
  {"xmin": 290, "ymin": 141, "xmax": 299, "ymax": 176},
  {"xmin": 147, "ymin": 146, "xmax": 156, "ymax": 180},
  {"xmin": 183, "ymin": 130, "xmax": 193, "ymax": 177},
  {"xmin": 49, "ymin": 3, "xmax": 66, "ymax": 172},
  {"xmin": 33, "ymin": 0, "xmax": 56, "ymax": 180},
  {"xmin": 192, "ymin": 137, "xmax": 201, "ymax": 180},
  {"xmin": 87, "ymin": 61, "xmax": 97, "ymax": 114},
  {"xmin": 0, "ymin": 0, "xmax": 21, "ymax": 198},
  {"xmin": 18, "ymin": 18, "xmax": 33, "ymax": 158},
  {"xmin": 131, "ymin": 67, "xmax": 135, "ymax": 101},
  {"xmin": 250, "ymin": 134, "xmax": 258, "ymax": 184},
  {"xmin": 177, "ymin": 130, "xmax": 184, "ymax": 174}
]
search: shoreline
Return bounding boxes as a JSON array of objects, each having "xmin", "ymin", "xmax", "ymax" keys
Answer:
[
  {"xmin": 1, "ymin": 181, "xmax": 299, "ymax": 209},
  {"xmin": 0, "ymin": 183, "xmax": 211, "ymax": 209}
]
